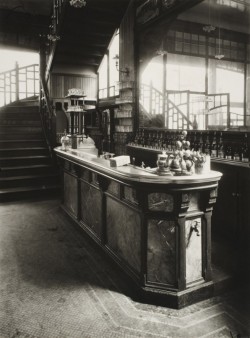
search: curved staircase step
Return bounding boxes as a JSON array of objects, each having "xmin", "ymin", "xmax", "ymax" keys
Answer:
[
  {"xmin": 0, "ymin": 155, "xmax": 51, "ymax": 166},
  {"xmin": 0, "ymin": 173, "xmax": 60, "ymax": 189},
  {"xmin": 0, "ymin": 140, "xmax": 46, "ymax": 148},
  {"xmin": 0, "ymin": 164, "xmax": 57, "ymax": 177},
  {"xmin": 0, "ymin": 147, "xmax": 49, "ymax": 157},
  {"xmin": 0, "ymin": 184, "xmax": 60, "ymax": 202},
  {"xmin": 0, "ymin": 98, "xmax": 60, "ymax": 201}
]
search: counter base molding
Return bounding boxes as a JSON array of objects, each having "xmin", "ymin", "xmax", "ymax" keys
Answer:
[{"xmin": 55, "ymin": 147, "xmax": 227, "ymax": 309}]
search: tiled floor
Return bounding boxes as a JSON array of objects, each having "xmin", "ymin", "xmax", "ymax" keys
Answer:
[{"xmin": 0, "ymin": 198, "xmax": 249, "ymax": 338}]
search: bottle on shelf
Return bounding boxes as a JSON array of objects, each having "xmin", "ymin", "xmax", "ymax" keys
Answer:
[
  {"xmin": 241, "ymin": 133, "xmax": 249, "ymax": 162},
  {"xmin": 225, "ymin": 143, "xmax": 232, "ymax": 160},
  {"xmin": 198, "ymin": 132, "xmax": 203, "ymax": 152},
  {"xmin": 192, "ymin": 114, "xmax": 198, "ymax": 130},
  {"xmin": 141, "ymin": 129, "xmax": 145, "ymax": 147},
  {"xmin": 210, "ymin": 132, "xmax": 217, "ymax": 158},
  {"xmin": 217, "ymin": 132, "xmax": 225, "ymax": 158},
  {"xmin": 163, "ymin": 132, "xmax": 167, "ymax": 150},
  {"xmin": 204, "ymin": 132, "xmax": 211, "ymax": 155},
  {"xmin": 134, "ymin": 130, "xmax": 139, "ymax": 146},
  {"xmin": 232, "ymin": 143, "xmax": 240, "ymax": 161},
  {"xmin": 193, "ymin": 132, "xmax": 199, "ymax": 151}
]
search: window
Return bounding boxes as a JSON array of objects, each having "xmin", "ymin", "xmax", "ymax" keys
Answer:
[
  {"xmin": 98, "ymin": 55, "xmax": 108, "ymax": 99},
  {"xmin": 108, "ymin": 31, "xmax": 119, "ymax": 96},
  {"xmin": 208, "ymin": 59, "xmax": 244, "ymax": 127},
  {"xmin": 98, "ymin": 30, "xmax": 119, "ymax": 99}
]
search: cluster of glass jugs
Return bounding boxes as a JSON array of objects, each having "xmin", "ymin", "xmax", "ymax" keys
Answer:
[{"xmin": 156, "ymin": 131, "xmax": 193, "ymax": 176}]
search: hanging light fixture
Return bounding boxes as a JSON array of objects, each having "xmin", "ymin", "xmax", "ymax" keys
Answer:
[
  {"xmin": 203, "ymin": 0, "xmax": 216, "ymax": 33},
  {"xmin": 47, "ymin": 34, "xmax": 60, "ymax": 42},
  {"xmin": 69, "ymin": 0, "xmax": 87, "ymax": 8},
  {"xmin": 215, "ymin": 26, "xmax": 224, "ymax": 60},
  {"xmin": 155, "ymin": 37, "xmax": 167, "ymax": 55},
  {"xmin": 155, "ymin": 49, "xmax": 167, "ymax": 56}
]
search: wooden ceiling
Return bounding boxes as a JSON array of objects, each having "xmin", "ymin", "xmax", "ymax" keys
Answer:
[
  {"xmin": 180, "ymin": 0, "xmax": 250, "ymax": 35},
  {"xmin": 0, "ymin": 0, "xmax": 53, "ymax": 16},
  {"xmin": 0, "ymin": 0, "xmax": 130, "ymax": 71},
  {"xmin": 55, "ymin": 0, "xmax": 130, "ymax": 70},
  {"xmin": 0, "ymin": 0, "xmax": 52, "ymax": 47}
]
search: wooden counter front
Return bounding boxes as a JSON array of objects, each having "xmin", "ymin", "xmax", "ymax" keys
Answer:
[{"xmin": 55, "ymin": 147, "xmax": 222, "ymax": 309}]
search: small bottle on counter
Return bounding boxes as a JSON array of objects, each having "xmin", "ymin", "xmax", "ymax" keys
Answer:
[{"xmin": 61, "ymin": 129, "xmax": 70, "ymax": 151}]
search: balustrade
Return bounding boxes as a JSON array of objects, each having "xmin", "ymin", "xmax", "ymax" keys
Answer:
[{"xmin": 0, "ymin": 63, "xmax": 39, "ymax": 107}]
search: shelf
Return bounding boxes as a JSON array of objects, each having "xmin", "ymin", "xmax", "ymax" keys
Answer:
[
  {"xmin": 114, "ymin": 113, "xmax": 132, "ymax": 118},
  {"xmin": 127, "ymin": 144, "xmax": 162, "ymax": 153},
  {"xmin": 211, "ymin": 157, "xmax": 250, "ymax": 168},
  {"xmin": 115, "ymin": 98, "xmax": 133, "ymax": 104},
  {"xmin": 117, "ymin": 81, "xmax": 135, "ymax": 90},
  {"xmin": 115, "ymin": 126, "xmax": 133, "ymax": 132}
]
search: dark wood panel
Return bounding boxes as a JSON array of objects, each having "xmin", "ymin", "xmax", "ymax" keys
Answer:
[
  {"xmin": 64, "ymin": 172, "xmax": 78, "ymax": 218},
  {"xmin": 80, "ymin": 181, "xmax": 102, "ymax": 239},
  {"xmin": 211, "ymin": 162, "xmax": 238, "ymax": 240}
]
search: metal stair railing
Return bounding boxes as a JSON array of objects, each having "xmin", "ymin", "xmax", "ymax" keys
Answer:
[
  {"xmin": 166, "ymin": 94, "xmax": 193, "ymax": 130},
  {"xmin": 140, "ymin": 84, "xmax": 194, "ymax": 129},
  {"xmin": 140, "ymin": 84, "xmax": 233, "ymax": 130},
  {"xmin": 206, "ymin": 93, "xmax": 230, "ymax": 128},
  {"xmin": 0, "ymin": 63, "xmax": 39, "ymax": 108}
]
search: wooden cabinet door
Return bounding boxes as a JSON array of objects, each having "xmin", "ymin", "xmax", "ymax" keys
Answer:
[
  {"xmin": 239, "ymin": 167, "xmax": 250, "ymax": 242},
  {"xmin": 211, "ymin": 162, "xmax": 239, "ymax": 241}
]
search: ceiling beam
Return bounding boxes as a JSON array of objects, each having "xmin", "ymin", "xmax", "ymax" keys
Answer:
[
  {"xmin": 57, "ymin": 46, "xmax": 104, "ymax": 57},
  {"xmin": 55, "ymin": 54, "xmax": 100, "ymax": 66},
  {"xmin": 60, "ymin": 34, "xmax": 109, "ymax": 47},
  {"xmin": 61, "ymin": 28, "xmax": 112, "ymax": 39}
]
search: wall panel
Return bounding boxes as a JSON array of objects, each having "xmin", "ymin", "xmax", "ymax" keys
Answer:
[{"xmin": 51, "ymin": 73, "xmax": 97, "ymax": 98}]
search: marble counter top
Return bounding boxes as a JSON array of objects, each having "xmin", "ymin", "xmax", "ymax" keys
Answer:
[{"xmin": 54, "ymin": 147, "xmax": 222, "ymax": 186}]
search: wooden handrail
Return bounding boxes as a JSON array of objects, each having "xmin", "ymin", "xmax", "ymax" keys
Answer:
[{"xmin": 40, "ymin": 77, "xmax": 56, "ymax": 159}]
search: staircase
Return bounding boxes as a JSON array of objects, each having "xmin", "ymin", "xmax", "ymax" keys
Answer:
[{"xmin": 0, "ymin": 98, "xmax": 60, "ymax": 202}]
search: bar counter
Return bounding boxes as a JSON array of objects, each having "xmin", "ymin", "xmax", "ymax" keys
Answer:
[{"xmin": 55, "ymin": 147, "xmax": 222, "ymax": 308}]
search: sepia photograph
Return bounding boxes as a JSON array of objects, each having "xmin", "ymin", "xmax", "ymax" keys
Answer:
[{"xmin": 0, "ymin": 0, "xmax": 250, "ymax": 337}]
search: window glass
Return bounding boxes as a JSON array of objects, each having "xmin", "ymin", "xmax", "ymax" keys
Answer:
[
  {"xmin": 166, "ymin": 54, "xmax": 206, "ymax": 92},
  {"xmin": 109, "ymin": 31, "xmax": 119, "ymax": 96},
  {"xmin": 98, "ymin": 55, "xmax": 108, "ymax": 99},
  {"xmin": 208, "ymin": 59, "xmax": 244, "ymax": 127}
]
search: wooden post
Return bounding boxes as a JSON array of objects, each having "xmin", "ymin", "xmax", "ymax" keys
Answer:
[
  {"xmin": 15, "ymin": 62, "xmax": 19, "ymax": 101},
  {"xmin": 163, "ymin": 54, "xmax": 167, "ymax": 128},
  {"xmin": 227, "ymin": 93, "xmax": 230, "ymax": 129},
  {"xmin": 149, "ymin": 81, "xmax": 153, "ymax": 114}
]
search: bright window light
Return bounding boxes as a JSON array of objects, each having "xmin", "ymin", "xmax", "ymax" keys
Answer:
[{"xmin": 0, "ymin": 49, "xmax": 39, "ymax": 73}]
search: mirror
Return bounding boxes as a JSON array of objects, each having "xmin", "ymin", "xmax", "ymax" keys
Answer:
[{"xmin": 138, "ymin": 0, "xmax": 250, "ymax": 131}]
